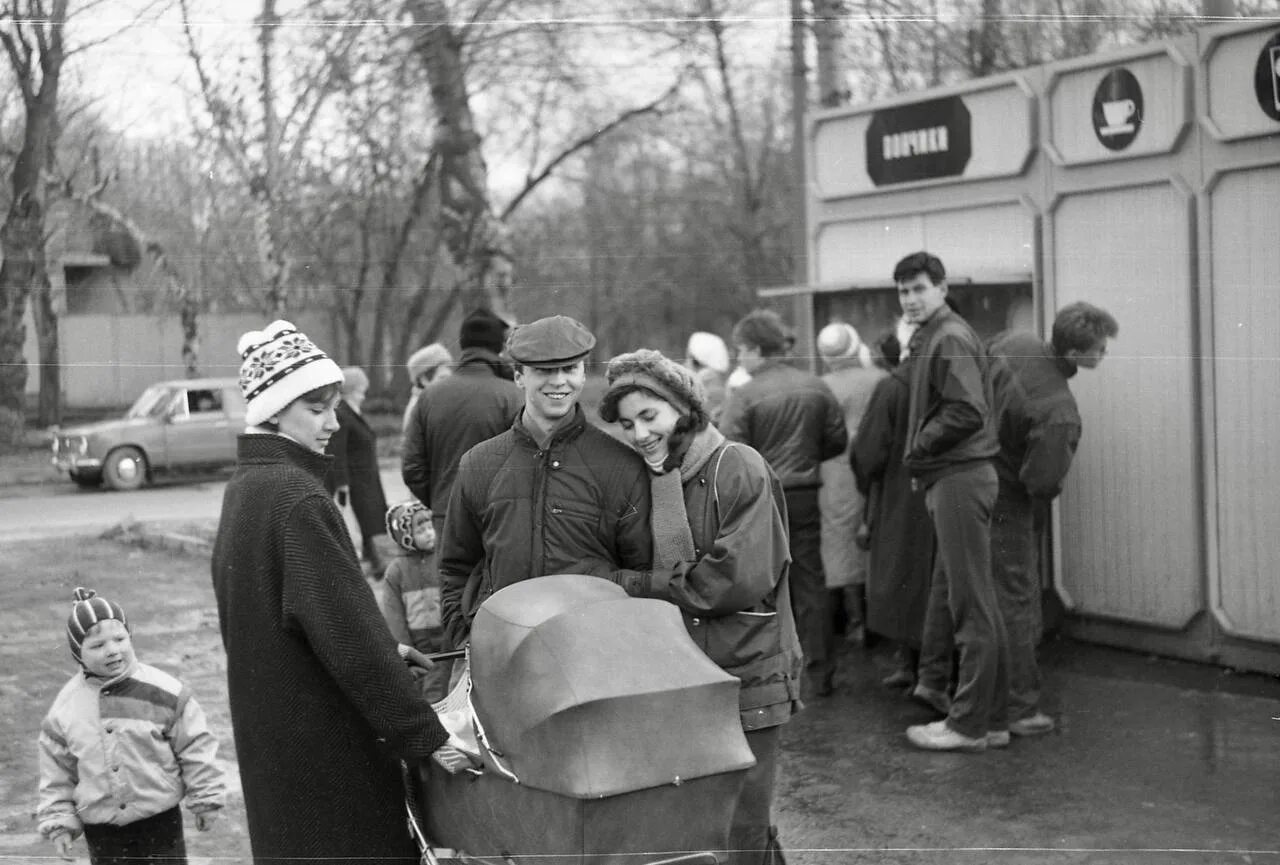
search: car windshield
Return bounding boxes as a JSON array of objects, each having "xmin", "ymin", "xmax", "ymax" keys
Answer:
[{"xmin": 126, "ymin": 385, "xmax": 177, "ymax": 420}]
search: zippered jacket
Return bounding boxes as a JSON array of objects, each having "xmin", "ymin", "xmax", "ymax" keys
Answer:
[
  {"xmin": 439, "ymin": 407, "xmax": 653, "ymax": 649},
  {"xmin": 613, "ymin": 441, "xmax": 803, "ymax": 730},
  {"xmin": 987, "ymin": 330, "xmax": 1082, "ymax": 501},
  {"xmin": 720, "ymin": 360, "xmax": 848, "ymax": 489},
  {"xmin": 904, "ymin": 305, "xmax": 998, "ymax": 484},
  {"xmin": 37, "ymin": 662, "xmax": 225, "ymax": 839}
]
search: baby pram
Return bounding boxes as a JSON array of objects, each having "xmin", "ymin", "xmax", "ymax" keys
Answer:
[{"xmin": 408, "ymin": 574, "xmax": 757, "ymax": 865}]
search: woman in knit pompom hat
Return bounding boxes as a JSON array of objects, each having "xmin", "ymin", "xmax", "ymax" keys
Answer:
[
  {"xmin": 598, "ymin": 348, "xmax": 801, "ymax": 865},
  {"xmin": 213, "ymin": 319, "xmax": 458, "ymax": 864}
]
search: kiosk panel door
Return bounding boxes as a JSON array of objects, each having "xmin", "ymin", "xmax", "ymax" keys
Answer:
[
  {"xmin": 1209, "ymin": 165, "xmax": 1280, "ymax": 645},
  {"xmin": 1052, "ymin": 183, "xmax": 1201, "ymax": 630}
]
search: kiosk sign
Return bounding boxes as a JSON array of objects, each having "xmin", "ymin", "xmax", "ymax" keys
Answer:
[
  {"xmin": 1256, "ymin": 31, "xmax": 1280, "ymax": 122},
  {"xmin": 1092, "ymin": 67, "xmax": 1144, "ymax": 150},
  {"xmin": 865, "ymin": 95, "xmax": 972, "ymax": 186}
]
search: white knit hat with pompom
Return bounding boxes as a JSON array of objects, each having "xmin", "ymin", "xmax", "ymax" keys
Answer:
[{"xmin": 237, "ymin": 320, "xmax": 344, "ymax": 426}]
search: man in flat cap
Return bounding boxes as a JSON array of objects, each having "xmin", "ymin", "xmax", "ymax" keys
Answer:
[{"xmin": 438, "ymin": 315, "xmax": 654, "ymax": 649}]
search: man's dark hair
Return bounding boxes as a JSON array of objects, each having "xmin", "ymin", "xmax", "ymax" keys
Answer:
[
  {"xmin": 732, "ymin": 309, "xmax": 795, "ymax": 357},
  {"xmin": 892, "ymin": 251, "xmax": 946, "ymax": 286},
  {"xmin": 1051, "ymin": 302, "xmax": 1119, "ymax": 357}
]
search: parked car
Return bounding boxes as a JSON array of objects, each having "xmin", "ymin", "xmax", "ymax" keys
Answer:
[{"xmin": 51, "ymin": 377, "xmax": 246, "ymax": 491}]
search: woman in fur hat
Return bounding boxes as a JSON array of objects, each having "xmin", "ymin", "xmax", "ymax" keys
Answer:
[
  {"xmin": 599, "ymin": 348, "xmax": 801, "ymax": 865},
  {"xmin": 212, "ymin": 320, "xmax": 464, "ymax": 865}
]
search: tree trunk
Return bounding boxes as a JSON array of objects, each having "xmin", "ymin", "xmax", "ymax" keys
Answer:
[
  {"xmin": 0, "ymin": 2, "xmax": 66, "ymax": 446},
  {"xmin": 814, "ymin": 0, "xmax": 850, "ymax": 108},
  {"xmin": 970, "ymin": 0, "xmax": 1003, "ymax": 77},
  {"xmin": 31, "ymin": 278, "xmax": 60, "ymax": 426},
  {"xmin": 405, "ymin": 0, "xmax": 513, "ymax": 320},
  {"xmin": 254, "ymin": 0, "xmax": 290, "ymax": 315}
]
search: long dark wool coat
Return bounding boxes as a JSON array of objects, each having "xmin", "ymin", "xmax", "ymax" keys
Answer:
[
  {"xmin": 325, "ymin": 399, "xmax": 389, "ymax": 541},
  {"xmin": 212, "ymin": 434, "xmax": 448, "ymax": 865},
  {"xmin": 850, "ymin": 366, "xmax": 935, "ymax": 649}
]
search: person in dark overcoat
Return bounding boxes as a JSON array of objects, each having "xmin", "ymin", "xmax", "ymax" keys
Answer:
[
  {"xmin": 212, "ymin": 320, "xmax": 458, "ymax": 865},
  {"xmin": 326, "ymin": 366, "xmax": 391, "ymax": 575},
  {"xmin": 850, "ymin": 326, "xmax": 935, "ymax": 689}
]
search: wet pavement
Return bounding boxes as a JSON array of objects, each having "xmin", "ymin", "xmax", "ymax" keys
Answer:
[{"xmin": 774, "ymin": 636, "xmax": 1280, "ymax": 865}]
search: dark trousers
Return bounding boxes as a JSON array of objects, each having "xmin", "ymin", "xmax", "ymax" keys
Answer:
[
  {"xmin": 784, "ymin": 488, "xmax": 834, "ymax": 678},
  {"xmin": 83, "ymin": 806, "xmax": 186, "ymax": 865},
  {"xmin": 991, "ymin": 489, "xmax": 1042, "ymax": 721},
  {"xmin": 916, "ymin": 463, "xmax": 1009, "ymax": 738},
  {"xmin": 727, "ymin": 725, "xmax": 786, "ymax": 865}
]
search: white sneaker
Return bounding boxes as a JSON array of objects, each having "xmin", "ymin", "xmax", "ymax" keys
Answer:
[
  {"xmin": 986, "ymin": 729, "xmax": 1011, "ymax": 749},
  {"xmin": 1010, "ymin": 712, "xmax": 1056, "ymax": 737},
  {"xmin": 906, "ymin": 720, "xmax": 987, "ymax": 753}
]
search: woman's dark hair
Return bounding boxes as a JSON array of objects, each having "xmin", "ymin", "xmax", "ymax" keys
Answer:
[
  {"xmin": 661, "ymin": 414, "xmax": 699, "ymax": 473},
  {"xmin": 256, "ymin": 382, "xmax": 341, "ymax": 431},
  {"xmin": 605, "ymin": 382, "xmax": 702, "ymax": 473}
]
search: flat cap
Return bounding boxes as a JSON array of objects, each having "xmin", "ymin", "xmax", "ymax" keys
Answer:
[{"xmin": 506, "ymin": 315, "xmax": 596, "ymax": 367}]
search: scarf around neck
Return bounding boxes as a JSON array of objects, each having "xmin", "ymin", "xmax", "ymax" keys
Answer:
[{"xmin": 649, "ymin": 425, "xmax": 726, "ymax": 569}]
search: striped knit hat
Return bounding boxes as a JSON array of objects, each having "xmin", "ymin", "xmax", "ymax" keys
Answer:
[
  {"xmin": 66, "ymin": 587, "xmax": 129, "ymax": 663},
  {"xmin": 237, "ymin": 320, "xmax": 344, "ymax": 427},
  {"xmin": 385, "ymin": 499, "xmax": 432, "ymax": 552}
]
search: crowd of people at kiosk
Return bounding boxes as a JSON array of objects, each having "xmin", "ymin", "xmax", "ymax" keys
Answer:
[{"xmin": 35, "ymin": 249, "xmax": 1117, "ymax": 865}]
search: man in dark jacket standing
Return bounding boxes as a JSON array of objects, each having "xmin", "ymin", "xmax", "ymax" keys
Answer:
[
  {"xmin": 438, "ymin": 315, "xmax": 654, "ymax": 649},
  {"xmin": 721, "ymin": 309, "xmax": 848, "ymax": 699},
  {"xmin": 402, "ymin": 307, "xmax": 523, "ymax": 542},
  {"xmin": 896, "ymin": 251, "xmax": 1008, "ymax": 753},
  {"xmin": 987, "ymin": 301, "xmax": 1118, "ymax": 737}
]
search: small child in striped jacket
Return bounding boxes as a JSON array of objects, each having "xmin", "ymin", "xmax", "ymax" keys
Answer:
[{"xmin": 36, "ymin": 587, "xmax": 226, "ymax": 865}]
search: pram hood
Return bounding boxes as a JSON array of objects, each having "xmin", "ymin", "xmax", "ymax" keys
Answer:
[{"xmin": 469, "ymin": 574, "xmax": 756, "ymax": 799}]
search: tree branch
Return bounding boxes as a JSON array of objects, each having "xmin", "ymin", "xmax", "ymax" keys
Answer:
[
  {"xmin": 498, "ymin": 75, "xmax": 683, "ymax": 222},
  {"xmin": 178, "ymin": 0, "xmax": 252, "ymax": 182}
]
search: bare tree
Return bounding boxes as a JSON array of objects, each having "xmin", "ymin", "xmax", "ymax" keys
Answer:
[
  {"xmin": 180, "ymin": 0, "xmax": 365, "ymax": 316},
  {"xmin": 404, "ymin": 0, "xmax": 516, "ymax": 320},
  {"xmin": 814, "ymin": 0, "xmax": 852, "ymax": 107},
  {"xmin": 0, "ymin": 0, "xmax": 68, "ymax": 441}
]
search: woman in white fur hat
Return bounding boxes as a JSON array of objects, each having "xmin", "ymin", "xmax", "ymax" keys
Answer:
[{"xmin": 211, "ymin": 320, "xmax": 464, "ymax": 864}]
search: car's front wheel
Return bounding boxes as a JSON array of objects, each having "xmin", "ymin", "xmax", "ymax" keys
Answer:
[{"xmin": 102, "ymin": 447, "xmax": 148, "ymax": 491}]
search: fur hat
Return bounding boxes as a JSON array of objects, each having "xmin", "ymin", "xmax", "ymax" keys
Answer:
[
  {"xmin": 460, "ymin": 308, "xmax": 509, "ymax": 353},
  {"xmin": 407, "ymin": 343, "xmax": 453, "ymax": 384},
  {"xmin": 385, "ymin": 499, "xmax": 432, "ymax": 552},
  {"xmin": 237, "ymin": 320, "xmax": 344, "ymax": 427},
  {"xmin": 66, "ymin": 587, "xmax": 129, "ymax": 664},
  {"xmin": 599, "ymin": 349, "xmax": 709, "ymax": 430},
  {"xmin": 685, "ymin": 332, "xmax": 731, "ymax": 375},
  {"xmin": 817, "ymin": 322, "xmax": 872, "ymax": 368},
  {"xmin": 732, "ymin": 309, "xmax": 795, "ymax": 357},
  {"xmin": 340, "ymin": 366, "xmax": 369, "ymax": 396}
]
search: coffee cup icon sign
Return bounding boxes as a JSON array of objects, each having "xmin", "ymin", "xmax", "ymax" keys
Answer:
[
  {"xmin": 1101, "ymin": 98, "xmax": 1137, "ymax": 134},
  {"xmin": 1253, "ymin": 33, "xmax": 1280, "ymax": 122},
  {"xmin": 1092, "ymin": 67, "xmax": 1144, "ymax": 151}
]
